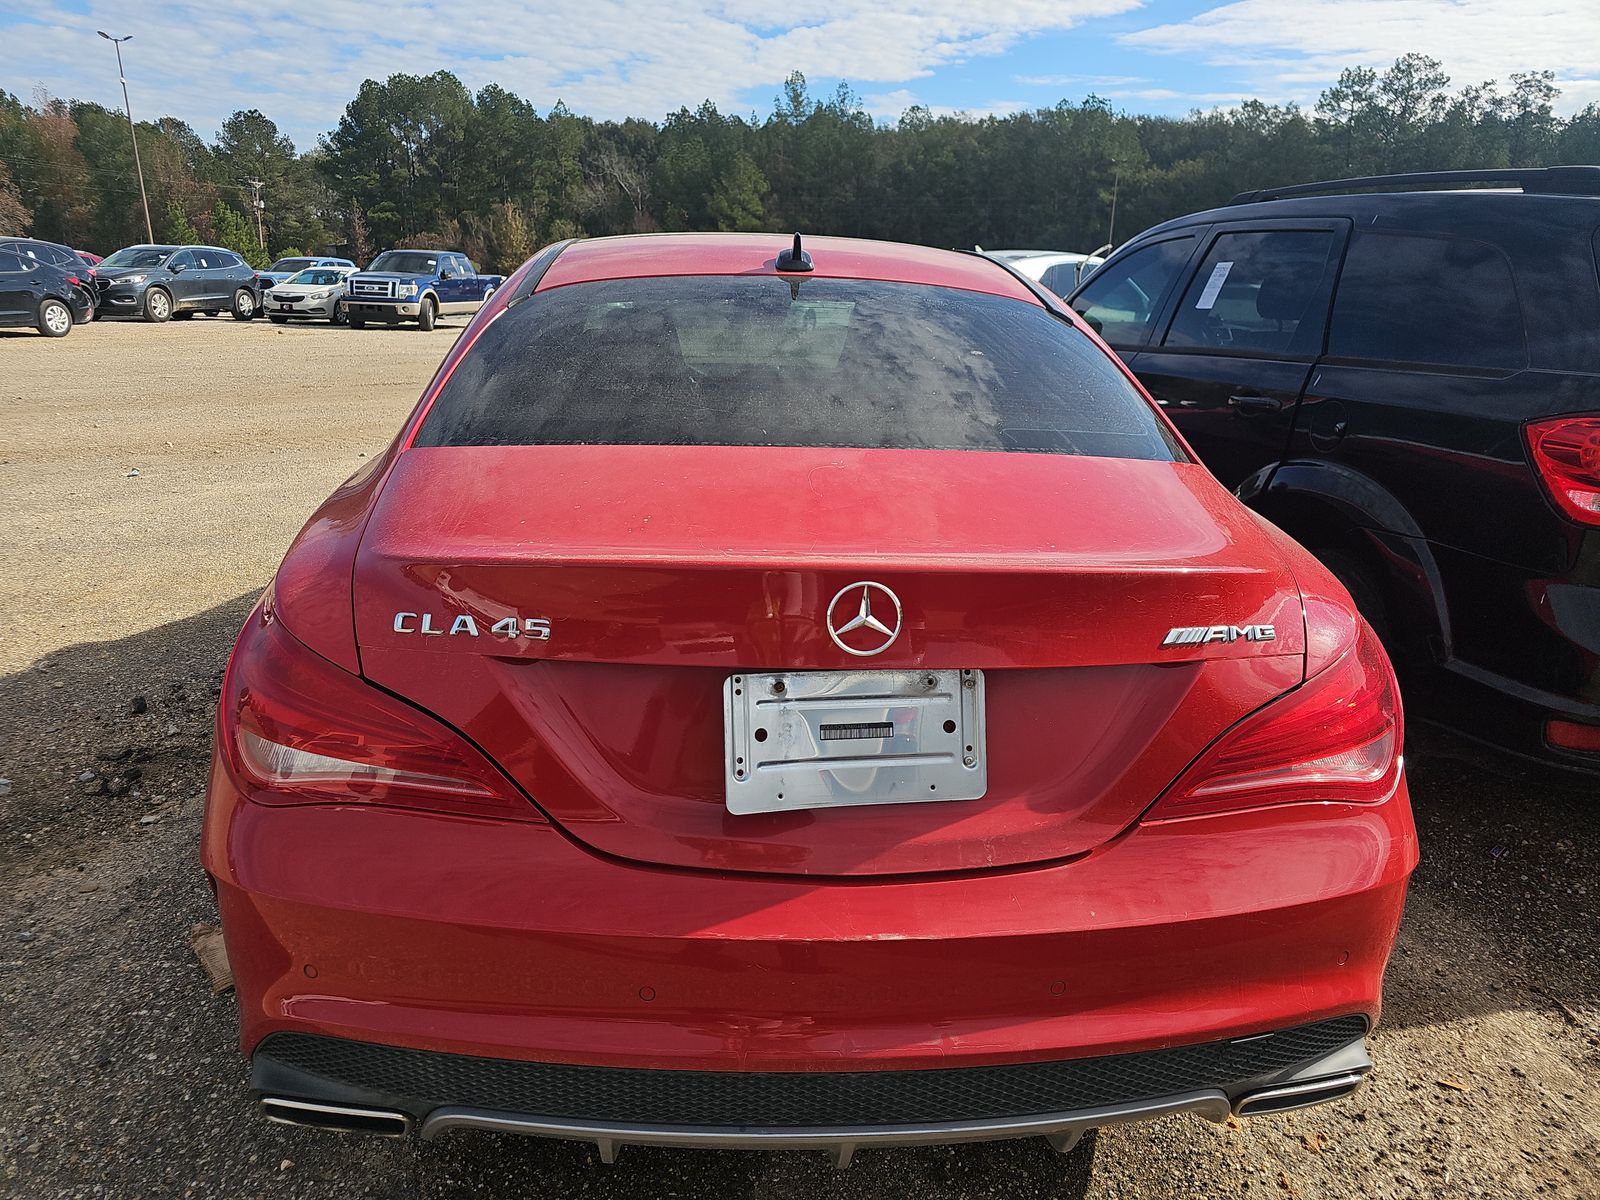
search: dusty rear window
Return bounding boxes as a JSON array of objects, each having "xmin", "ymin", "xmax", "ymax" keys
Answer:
[{"xmin": 414, "ymin": 276, "xmax": 1179, "ymax": 460}]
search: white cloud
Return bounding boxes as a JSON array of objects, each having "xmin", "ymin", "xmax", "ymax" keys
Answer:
[
  {"xmin": 1014, "ymin": 73, "xmax": 1148, "ymax": 88},
  {"xmin": 862, "ymin": 89, "xmax": 1035, "ymax": 121},
  {"xmin": 1121, "ymin": 0, "xmax": 1600, "ymax": 112},
  {"xmin": 1104, "ymin": 87, "xmax": 1246, "ymax": 103},
  {"xmin": 0, "ymin": 0, "xmax": 1144, "ymax": 147}
]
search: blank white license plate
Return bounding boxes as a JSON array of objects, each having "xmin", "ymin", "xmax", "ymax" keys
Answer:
[{"xmin": 723, "ymin": 669, "xmax": 987, "ymax": 816}]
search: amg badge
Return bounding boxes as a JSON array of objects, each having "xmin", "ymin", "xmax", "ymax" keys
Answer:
[
  {"xmin": 1162, "ymin": 624, "xmax": 1276, "ymax": 647},
  {"xmin": 392, "ymin": 612, "xmax": 551, "ymax": 640}
]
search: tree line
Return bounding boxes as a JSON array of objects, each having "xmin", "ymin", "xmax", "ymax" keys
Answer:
[{"xmin": 3, "ymin": 54, "xmax": 1598, "ymax": 273}]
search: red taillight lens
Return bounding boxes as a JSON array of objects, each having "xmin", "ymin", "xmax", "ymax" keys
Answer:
[
  {"xmin": 1526, "ymin": 416, "xmax": 1600, "ymax": 526},
  {"xmin": 221, "ymin": 606, "xmax": 541, "ymax": 820},
  {"xmin": 1149, "ymin": 622, "xmax": 1401, "ymax": 820},
  {"xmin": 1546, "ymin": 719, "xmax": 1600, "ymax": 753}
]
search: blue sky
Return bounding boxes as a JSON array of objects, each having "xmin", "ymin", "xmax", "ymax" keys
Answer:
[{"xmin": 4, "ymin": 1, "xmax": 1597, "ymax": 151}]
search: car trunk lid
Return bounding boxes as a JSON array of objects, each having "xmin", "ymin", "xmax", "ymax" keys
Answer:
[{"xmin": 350, "ymin": 444, "xmax": 1305, "ymax": 876}]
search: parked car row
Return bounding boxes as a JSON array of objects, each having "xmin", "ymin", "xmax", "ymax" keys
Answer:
[
  {"xmin": 2, "ymin": 240, "xmax": 504, "ymax": 337},
  {"xmin": 18, "ymin": 170, "xmax": 1600, "ymax": 774}
]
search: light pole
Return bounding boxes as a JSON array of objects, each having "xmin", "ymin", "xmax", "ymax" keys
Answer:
[
  {"xmin": 97, "ymin": 31, "xmax": 154, "ymax": 243},
  {"xmin": 1106, "ymin": 162, "xmax": 1121, "ymax": 249}
]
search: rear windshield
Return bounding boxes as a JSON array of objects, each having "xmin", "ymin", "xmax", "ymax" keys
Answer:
[
  {"xmin": 415, "ymin": 276, "xmax": 1179, "ymax": 460},
  {"xmin": 287, "ymin": 269, "xmax": 347, "ymax": 286},
  {"xmin": 369, "ymin": 251, "xmax": 439, "ymax": 274}
]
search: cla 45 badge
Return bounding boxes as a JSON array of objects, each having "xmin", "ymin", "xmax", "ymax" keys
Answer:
[{"xmin": 392, "ymin": 612, "xmax": 551, "ymax": 640}]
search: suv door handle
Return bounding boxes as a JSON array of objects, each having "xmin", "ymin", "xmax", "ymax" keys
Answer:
[{"xmin": 1228, "ymin": 393, "xmax": 1285, "ymax": 414}]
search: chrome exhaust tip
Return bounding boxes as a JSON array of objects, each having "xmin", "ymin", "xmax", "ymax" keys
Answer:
[
  {"xmin": 261, "ymin": 1096, "xmax": 412, "ymax": 1137},
  {"xmin": 1234, "ymin": 1071, "xmax": 1366, "ymax": 1118}
]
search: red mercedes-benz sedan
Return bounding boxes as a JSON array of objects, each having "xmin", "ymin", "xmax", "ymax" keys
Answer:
[{"xmin": 201, "ymin": 233, "xmax": 1417, "ymax": 1164}]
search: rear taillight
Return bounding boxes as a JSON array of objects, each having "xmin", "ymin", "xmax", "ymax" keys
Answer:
[
  {"xmin": 1148, "ymin": 622, "xmax": 1401, "ymax": 820},
  {"xmin": 220, "ymin": 605, "xmax": 541, "ymax": 820},
  {"xmin": 1546, "ymin": 719, "xmax": 1600, "ymax": 753},
  {"xmin": 1526, "ymin": 416, "xmax": 1600, "ymax": 525}
]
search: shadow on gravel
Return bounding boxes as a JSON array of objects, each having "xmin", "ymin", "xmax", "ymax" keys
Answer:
[
  {"xmin": 4, "ymin": 592, "xmax": 1596, "ymax": 1196},
  {"xmin": 0, "ymin": 589, "xmax": 260, "ymax": 879},
  {"xmin": 1379, "ymin": 725, "xmax": 1599, "ymax": 1034}
]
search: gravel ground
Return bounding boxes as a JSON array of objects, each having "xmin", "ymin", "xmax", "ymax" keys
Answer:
[{"xmin": 2, "ymin": 318, "xmax": 1597, "ymax": 1199}]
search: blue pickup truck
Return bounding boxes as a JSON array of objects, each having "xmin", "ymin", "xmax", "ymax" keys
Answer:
[{"xmin": 344, "ymin": 249, "xmax": 504, "ymax": 331}]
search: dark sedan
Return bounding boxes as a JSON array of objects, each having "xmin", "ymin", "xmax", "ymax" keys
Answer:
[
  {"xmin": 96, "ymin": 244, "xmax": 261, "ymax": 322},
  {"xmin": 0, "ymin": 247, "xmax": 94, "ymax": 336}
]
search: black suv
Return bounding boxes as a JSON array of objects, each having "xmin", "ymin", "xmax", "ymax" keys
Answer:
[
  {"xmin": 1068, "ymin": 167, "xmax": 1600, "ymax": 772},
  {"xmin": 0, "ymin": 237, "xmax": 98, "ymax": 316},
  {"xmin": 96, "ymin": 244, "xmax": 261, "ymax": 322},
  {"xmin": 0, "ymin": 246, "xmax": 93, "ymax": 335}
]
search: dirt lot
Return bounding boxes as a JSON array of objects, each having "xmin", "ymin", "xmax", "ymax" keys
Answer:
[{"xmin": 2, "ymin": 317, "xmax": 1597, "ymax": 1199}]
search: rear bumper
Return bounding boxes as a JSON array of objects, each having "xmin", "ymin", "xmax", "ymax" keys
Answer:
[
  {"xmin": 250, "ymin": 1017, "xmax": 1371, "ymax": 1160},
  {"xmin": 203, "ymin": 748, "xmax": 1414, "ymax": 1086},
  {"xmin": 1428, "ymin": 544, "xmax": 1600, "ymax": 772}
]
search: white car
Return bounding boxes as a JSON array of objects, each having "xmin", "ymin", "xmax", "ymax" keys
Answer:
[
  {"xmin": 982, "ymin": 249, "xmax": 1106, "ymax": 297},
  {"xmin": 263, "ymin": 266, "xmax": 358, "ymax": 325}
]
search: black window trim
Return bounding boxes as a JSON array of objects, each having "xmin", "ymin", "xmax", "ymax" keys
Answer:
[
  {"xmin": 1318, "ymin": 226, "xmax": 1530, "ymax": 374},
  {"xmin": 1149, "ymin": 217, "xmax": 1353, "ymax": 363}
]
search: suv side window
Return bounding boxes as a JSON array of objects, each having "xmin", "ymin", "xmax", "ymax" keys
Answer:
[
  {"xmin": 167, "ymin": 250, "xmax": 195, "ymax": 271},
  {"xmin": 0, "ymin": 250, "xmax": 26, "ymax": 273},
  {"xmin": 1163, "ymin": 230, "xmax": 1338, "ymax": 356},
  {"xmin": 1328, "ymin": 231, "xmax": 1525, "ymax": 370},
  {"xmin": 1070, "ymin": 236, "xmax": 1195, "ymax": 348}
]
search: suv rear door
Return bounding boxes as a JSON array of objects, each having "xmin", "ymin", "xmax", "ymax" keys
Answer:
[
  {"xmin": 1130, "ymin": 219, "xmax": 1349, "ymax": 490},
  {"xmin": 1292, "ymin": 227, "xmax": 1535, "ymax": 573},
  {"xmin": 193, "ymin": 248, "xmax": 234, "ymax": 307}
]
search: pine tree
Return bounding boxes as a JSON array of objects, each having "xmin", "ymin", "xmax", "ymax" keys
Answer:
[
  {"xmin": 208, "ymin": 202, "xmax": 267, "ymax": 267},
  {"xmin": 161, "ymin": 200, "xmax": 200, "ymax": 245}
]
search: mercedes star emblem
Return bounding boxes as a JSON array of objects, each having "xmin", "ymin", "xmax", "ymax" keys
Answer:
[{"xmin": 826, "ymin": 581, "xmax": 903, "ymax": 657}]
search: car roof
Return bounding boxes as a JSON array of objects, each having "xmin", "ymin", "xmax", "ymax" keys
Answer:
[
  {"xmin": 1136, "ymin": 188, "xmax": 1600, "ymax": 243},
  {"xmin": 536, "ymin": 233, "xmax": 1038, "ymax": 302},
  {"xmin": 988, "ymin": 250, "xmax": 1090, "ymax": 262}
]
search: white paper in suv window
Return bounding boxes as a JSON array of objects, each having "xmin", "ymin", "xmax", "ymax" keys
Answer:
[{"xmin": 1195, "ymin": 261, "xmax": 1233, "ymax": 310}]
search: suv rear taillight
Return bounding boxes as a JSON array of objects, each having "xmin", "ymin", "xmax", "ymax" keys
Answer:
[
  {"xmin": 1526, "ymin": 416, "xmax": 1600, "ymax": 525},
  {"xmin": 1148, "ymin": 622, "xmax": 1401, "ymax": 820},
  {"xmin": 220, "ymin": 605, "xmax": 541, "ymax": 821}
]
